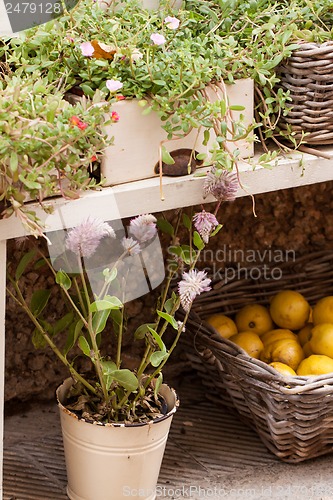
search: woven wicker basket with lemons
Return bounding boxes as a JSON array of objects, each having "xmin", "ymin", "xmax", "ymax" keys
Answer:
[{"xmin": 206, "ymin": 291, "xmax": 333, "ymax": 377}]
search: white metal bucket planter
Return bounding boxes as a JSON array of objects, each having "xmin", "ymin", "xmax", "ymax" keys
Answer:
[
  {"xmin": 101, "ymin": 78, "xmax": 254, "ymax": 186},
  {"xmin": 57, "ymin": 378, "xmax": 179, "ymax": 500}
]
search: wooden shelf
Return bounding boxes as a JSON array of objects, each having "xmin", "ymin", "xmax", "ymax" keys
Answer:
[{"xmin": 1, "ymin": 146, "xmax": 333, "ymax": 240}]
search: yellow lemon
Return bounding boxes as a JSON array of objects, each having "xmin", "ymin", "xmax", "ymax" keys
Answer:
[
  {"xmin": 206, "ymin": 314, "xmax": 238, "ymax": 339},
  {"xmin": 269, "ymin": 362, "xmax": 297, "ymax": 377},
  {"xmin": 269, "ymin": 290, "xmax": 310, "ymax": 330},
  {"xmin": 303, "ymin": 341, "xmax": 313, "ymax": 358},
  {"xmin": 261, "ymin": 329, "xmax": 299, "ymax": 347},
  {"xmin": 296, "ymin": 355, "xmax": 333, "ymax": 376},
  {"xmin": 309, "ymin": 323, "xmax": 333, "ymax": 358},
  {"xmin": 297, "ymin": 323, "xmax": 314, "ymax": 346},
  {"xmin": 229, "ymin": 331, "xmax": 264, "ymax": 359},
  {"xmin": 235, "ymin": 304, "xmax": 273, "ymax": 336},
  {"xmin": 312, "ymin": 296, "xmax": 333, "ymax": 325},
  {"xmin": 261, "ymin": 339, "xmax": 304, "ymax": 371}
]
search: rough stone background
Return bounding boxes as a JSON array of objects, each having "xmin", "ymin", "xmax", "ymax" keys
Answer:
[{"xmin": 5, "ymin": 179, "xmax": 333, "ymax": 402}]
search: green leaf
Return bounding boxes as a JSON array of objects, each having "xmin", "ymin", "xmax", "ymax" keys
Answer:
[
  {"xmin": 150, "ymin": 350, "xmax": 168, "ymax": 367},
  {"xmin": 203, "ymin": 130, "xmax": 210, "ymax": 146},
  {"xmin": 10, "ymin": 152, "xmax": 18, "ymax": 173},
  {"xmin": 56, "ymin": 270, "xmax": 71, "ymax": 291},
  {"xmin": 78, "ymin": 335, "xmax": 91, "ymax": 357},
  {"xmin": 89, "ymin": 295, "xmax": 123, "ymax": 312},
  {"xmin": 102, "ymin": 267, "xmax": 117, "ymax": 284},
  {"xmin": 182, "ymin": 213, "xmax": 191, "ymax": 231},
  {"xmin": 92, "ymin": 309, "xmax": 111, "ymax": 334},
  {"xmin": 161, "ymin": 146, "xmax": 175, "ymax": 165},
  {"xmin": 164, "ymin": 297, "xmax": 175, "ymax": 314},
  {"xmin": 111, "ymin": 369, "xmax": 138, "ymax": 392},
  {"xmin": 154, "ymin": 373, "xmax": 163, "ymax": 398},
  {"xmin": 101, "ymin": 360, "xmax": 117, "ymax": 374},
  {"xmin": 229, "ymin": 105, "xmax": 245, "ymax": 111},
  {"xmin": 32, "ymin": 328, "xmax": 47, "ymax": 349},
  {"xmin": 54, "ymin": 312, "xmax": 74, "ymax": 335},
  {"xmin": 157, "ymin": 218, "xmax": 174, "ymax": 236},
  {"xmin": 110, "ymin": 309, "xmax": 123, "ymax": 335},
  {"xmin": 15, "ymin": 249, "xmax": 36, "ymax": 281},
  {"xmin": 30, "ymin": 289, "xmax": 51, "ymax": 317},
  {"xmin": 193, "ymin": 231, "xmax": 205, "ymax": 251},
  {"xmin": 63, "ymin": 320, "xmax": 84, "ymax": 356},
  {"xmin": 134, "ymin": 323, "xmax": 156, "ymax": 340},
  {"xmin": 157, "ymin": 310, "xmax": 178, "ymax": 330},
  {"xmin": 147, "ymin": 326, "xmax": 166, "ymax": 352},
  {"xmin": 210, "ymin": 224, "xmax": 223, "ymax": 237}
]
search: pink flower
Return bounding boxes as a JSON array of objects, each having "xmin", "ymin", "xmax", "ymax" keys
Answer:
[
  {"xmin": 129, "ymin": 214, "xmax": 157, "ymax": 242},
  {"xmin": 193, "ymin": 211, "xmax": 219, "ymax": 244},
  {"xmin": 106, "ymin": 80, "xmax": 123, "ymax": 92},
  {"xmin": 131, "ymin": 48, "xmax": 143, "ymax": 62},
  {"xmin": 116, "ymin": 95, "xmax": 126, "ymax": 101},
  {"xmin": 203, "ymin": 168, "xmax": 238, "ymax": 202},
  {"xmin": 178, "ymin": 269, "xmax": 211, "ymax": 312},
  {"xmin": 164, "ymin": 16, "xmax": 180, "ymax": 30},
  {"xmin": 150, "ymin": 33, "xmax": 166, "ymax": 46},
  {"xmin": 65, "ymin": 217, "xmax": 115, "ymax": 258},
  {"xmin": 70, "ymin": 116, "xmax": 88, "ymax": 130},
  {"xmin": 121, "ymin": 237, "xmax": 141, "ymax": 255},
  {"xmin": 111, "ymin": 111, "xmax": 120, "ymax": 122},
  {"xmin": 80, "ymin": 42, "xmax": 94, "ymax": 57}
]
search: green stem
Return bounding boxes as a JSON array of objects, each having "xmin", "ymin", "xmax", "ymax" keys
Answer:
[{"xmin": 6, "ymin": 283, "xmax": 98, "ymax": 396}]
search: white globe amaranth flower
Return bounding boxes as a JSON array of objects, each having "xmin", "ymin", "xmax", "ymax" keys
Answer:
[
  {"xmin": 129, "ymin": 214, "xmax": 157, "ymax": 243},
  {"xmin": 65, "ymin": 216, "xmax": 115, "ymax": 258},
  {"xmin": 203, "ymin": 168, "xmax": 239, "ymax": 202},
  {"xmin": 121, "ymin": 237, "xmax": 141, "ymax": 255},
  {"xmin": 193, "ymin": 211, "xmax": 219, "ymax": 243},
  {"xmin": 178, "ymin": 269, "xmax": 211, "ymax": 312}
]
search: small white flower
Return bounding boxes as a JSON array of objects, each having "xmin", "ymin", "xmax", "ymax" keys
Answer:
[
  {"xmin": 150, "ymin": 33, "xmax": 166, "ymax": 46},
  {"xmin": 131, "ymin": 48, "xmax": 144, "ymax": 62},
  {"xmin": 106, "ymin": 79, "xmax": 123, "ymax": 92},
  {"xmin": 129, "ymin": 214, "xmax": 157, "ymax": 242},
  {"xmin": 164, "ymin": 16, "xmax": 180, "ymax": 30},
  {"xmin": 121, "ymin": 237, "xmax": 141, "ymax": 255},
  {"xmin": 177, "ymin": 320, "xmax": 186, "ymax": 333},
  {"xmin": 65, "ymin": 217, "xmax": 115, "ymax": 258},
  {"xmin": 80, "ymin": 42, "xmax": 94, "ymax": 57},
  {"xmin": 178, "ymin": 269, "xmax": 211, "ymax": 312}
]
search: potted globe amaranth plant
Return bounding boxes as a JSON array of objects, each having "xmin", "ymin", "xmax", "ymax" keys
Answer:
[{"xmin": 7, "ymin": 170, "xmax": 238, "ymax": 500}]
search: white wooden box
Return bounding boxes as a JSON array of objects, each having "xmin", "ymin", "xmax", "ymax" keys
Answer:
[{"xmin": 101, "ymin": 78, "xmax": 254, "ymax": 186}]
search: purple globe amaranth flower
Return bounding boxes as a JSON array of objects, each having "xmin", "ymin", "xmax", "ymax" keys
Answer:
[
  {"xmin": 129, "ymin": 214, "xmax": 157, "ymax": 242},
  {"xmin": 178, "ymin": 269, "xmax": 211, "ymax": 312},
  {"xmin": 121, "ymin": 236, "xmax": 141, "ymax": 256},
  {"xmin": 65, "ymin": 217, "xmax": 115, "ymax": 258},
  {"xmin": 193, "ymin": 211, "xmax": 219, "ymax": 244},
  {"xmin": 203, "ymin": 167, "xmax": 238, "ymax": 202}
]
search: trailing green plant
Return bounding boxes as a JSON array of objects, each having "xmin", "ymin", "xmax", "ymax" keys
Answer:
[{"xmin": 0, "ymin": 74, "xmax": 112, "ymax": 236}]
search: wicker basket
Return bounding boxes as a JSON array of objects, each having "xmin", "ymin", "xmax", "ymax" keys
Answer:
[
  {"xmin": 182, "ymin": 250, "xmax": 333, "ymax": 463},
  {"xmin": 277, "ymin": 41, "xmax": 333, "ymax": 145}
]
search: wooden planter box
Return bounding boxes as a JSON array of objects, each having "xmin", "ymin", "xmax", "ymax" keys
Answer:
[{"xmin": 101, "ymin": 78, "xmax": 254, "ymax": 186}]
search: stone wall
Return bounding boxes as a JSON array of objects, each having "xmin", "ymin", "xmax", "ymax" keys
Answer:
[{"xmin": 5, "ymin": 180, "xmax": 333, "ymax": 402}]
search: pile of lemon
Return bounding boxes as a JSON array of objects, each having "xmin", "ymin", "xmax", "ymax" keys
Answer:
[{"xmin": 206, "ymin": 291, "xmax": 333, "ymax": 377}]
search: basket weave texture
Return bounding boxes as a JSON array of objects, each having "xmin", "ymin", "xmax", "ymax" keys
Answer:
[
  {"xmin": 182, "ymin": 250, "xmax": 333, "ymax": 463},
  {"xmin": 277, "ymin": 41, "xmax": 333, "ymax": 145}
]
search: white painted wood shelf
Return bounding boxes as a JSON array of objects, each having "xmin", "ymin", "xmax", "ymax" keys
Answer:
[
  {"xmin": 1, "ymin": 145, "xmax": 333, "ymax": 240},
  {"xmin": 0, "ymin": 145, "xmax": 333, "ymax": 498}
]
